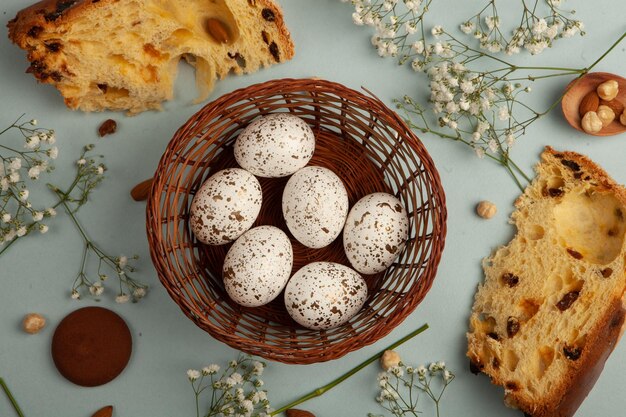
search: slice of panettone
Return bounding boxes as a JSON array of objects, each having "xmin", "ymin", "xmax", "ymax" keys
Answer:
[
  {"xmin": 467, "ymin": 147, "xmax": 626, "ymax": 417},
  {"xmin": 7, "ymin": 0, "xmax": 294, "ymax": 114}
]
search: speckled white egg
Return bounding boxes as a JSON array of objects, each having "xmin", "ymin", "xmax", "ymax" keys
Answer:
[
  {"xmin": 284, "ymin": 262, "xmax": 367, "ymax": 330},
  {"xmin": 343, "ymin": 193, "xmax": 409, "ymax": 274},
  {"xmin": 282, "ymin": 166, "xmax": 349, "ymax": 249},
  {"xmin": 190, "ymin": 168, "xmax": 262, "ymax": 245},
  {"xmin": 234, "ymin": 113, "xmax": 316, "ymax": 178},
  {"xmin": 223, "ymin": 226, "xmax": 293, "ymax": 307}
]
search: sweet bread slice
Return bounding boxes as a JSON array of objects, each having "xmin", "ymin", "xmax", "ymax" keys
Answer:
[
  {"xmin": 7, "ymin": 0, "xmax": 294, "ymax": 114},
  {"xmin": 467, "ymin": 147, "xmax": 626, "ymax": 417}
]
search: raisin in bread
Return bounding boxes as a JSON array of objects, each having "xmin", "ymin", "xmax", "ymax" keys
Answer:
[
  {"xmin": 7, "ymin": 0, "xmax": 294, "ymax": 114},
  {"xmin": 467, "ymin": 147, "xmax": 626, "ymax": 417}
]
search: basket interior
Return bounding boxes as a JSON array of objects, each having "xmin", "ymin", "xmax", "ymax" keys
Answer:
[{"xmin": 147, "ymin": 79, "xmax": 446, "ymax": 363}]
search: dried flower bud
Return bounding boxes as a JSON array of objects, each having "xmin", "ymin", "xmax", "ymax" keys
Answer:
[
  {"xmin": 22, "ymin": 313, "xmax": 46, "ymax": 334},
  {"xmin": 476, "ymin": 200, "xmax": 497, "ymax": 219},
  {"xmin": 380, "ymin": 350, "xmax": 401, "ymax": 370}
]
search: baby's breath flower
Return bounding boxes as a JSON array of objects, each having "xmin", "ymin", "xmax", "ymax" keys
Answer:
[
  {"xmin": 89, "ymin": 282, "xmax": 104, "ymax": 296},
  {"xmin": 532, "ymin": 18, "xmax": 548, "ymax": 36},
  {"xmin": 115, "ymin": 293, "xmax": 130, "ymax": 304},
  {"xmin": 203, "ymin": 364, "xmax": 220, "ymax": 375},
  {"xmin": 24, "ymin": 135, "xmax": 40, "ymax": 149},
  {"xmin": 28, "ymin": 166, "xmax": 41, "ymax": 180},
  {"xmin": 118, "ymin": 255, "xmax": 128, "ymax": 269},
  {"xmin": 133, "ymin": 287, "xmax": 146, "ymax": 299},
  {"xmin": 187, "ymin": 369, "xmax": 201, "ymax": 381},
  {"xmin": 460, "ymin": 21, "xmax": 474, "ymax": 34},
  {"xmin": 485, "ymin": 16, "xmax": 499, "ymax": 30},
  {"xmin": 71, "ymin": 289, "xmax": 80, "ymax": 300},
  {"xmin": 10, "ymin": 158, "xmax": 22, "ymax": 171},
  {"xmin": 77, "ymin": 158, "xmax": 87, "ymax": 166},
  {"xmin": 431, "ymin": 25, "xmax": 443, "ymax": 37},
  {"xmin": 352, "ymin": 12, "xmax": 364, "ymax": 25},
  {"xmin": 18, "ymin": 190, "xmax": 29, "ymax": 201},
  {"xmin": 47, "ymin": 147, "xmax": 58, "ymax": 159},
  {"xmin": 9, "ymin": 172, "xmax": 20, "ymax": 184},
  {"xmin": 231, "ymin": 372, "xmax": 244, "ymax": 385},
  {"xmin": 39, "ymin": 224, "xmax": 48, "ymax": 234},
  {"xmin": 252, "ymin": 361, "xmax": 264, "ymax": 376}
]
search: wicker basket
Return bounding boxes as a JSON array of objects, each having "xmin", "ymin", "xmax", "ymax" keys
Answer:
[{"xmin": 146, "ymin": 78, "xmax": 447, "ymax": 364}]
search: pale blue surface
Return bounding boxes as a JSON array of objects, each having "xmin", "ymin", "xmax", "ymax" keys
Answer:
[{"xmin": 0, "ymin": 1, "xmax": 625, "ymax": 416}]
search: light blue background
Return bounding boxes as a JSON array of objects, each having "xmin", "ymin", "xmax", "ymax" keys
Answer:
[{"xmin": 1, "ymin": 1, "xmax": 624, "ymax": 416}]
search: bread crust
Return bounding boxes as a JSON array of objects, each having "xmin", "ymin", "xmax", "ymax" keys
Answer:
[
  {"xmin": 8, "ymin": 0, "xmax": 294, "ymax": 58},
  {"xmin": 541, "ymin": 146, "xmax": 626, "ymax": 206},
  {"xmin": 469, "ymin": 146, "xmax": 626, "ymax": 417},
  {"xmin": 7, "ymin": 0, "xmax": 295, "ymax": 112}
]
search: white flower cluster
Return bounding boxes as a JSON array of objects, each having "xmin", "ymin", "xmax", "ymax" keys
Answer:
[
  {"xmin": 348, "ymin": 0, "xmax": 430, "ymax": 58},
  {"xmin": 459, "ymin": 0, "xmax": 584, "ymax": 56},
  {"xmin": 374, "ymin": 360, "xmax": 454, "ymax": 416},
  {"xmin": 0, "ymin": 119, "xmax": 59, "ymax": 248},
  {"xmin": 421, "ymin": 61, "xmax": 530, "ymax": 157},
  {"xmin": 188, "ymin": 356, "xmax": 270, "ymax": 417}
]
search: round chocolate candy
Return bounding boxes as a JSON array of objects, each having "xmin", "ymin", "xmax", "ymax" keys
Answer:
[{"xmin": 51, "ymin": 307, "xmax": 132, "ymax": 387}]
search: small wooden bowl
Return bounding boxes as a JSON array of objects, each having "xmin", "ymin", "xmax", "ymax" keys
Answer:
[
  {"xmin": 562, "ymin": 72, "xmax": 626, "ymax": 136},
  {"xmin": 145, "ymin": 78, "xmax": 447, "ymax": 364}
]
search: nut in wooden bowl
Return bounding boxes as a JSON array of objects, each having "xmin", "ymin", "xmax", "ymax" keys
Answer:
[
  {"xmin": 145, "ymin": 78, "xmax": 447, "ymax": 364},
  {"xmin": 562, "ymin": 72, "xmax": 626, "ymax": 136}
]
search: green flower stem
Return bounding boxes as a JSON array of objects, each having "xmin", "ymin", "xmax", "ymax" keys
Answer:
[
  {"xmin": 270, "ymin": 323, "xmax": 429, "ymax": 416},
  {"xmin": 0, "ymin": 377, "xmax": 25, "ymax": 417},
  {"xmin": 0, "ymin": 236, "xmax": 18, "ymax": 256},
  {"xmin": 584, "ymin": 30, "xmax": 626, "ymax": 73}
]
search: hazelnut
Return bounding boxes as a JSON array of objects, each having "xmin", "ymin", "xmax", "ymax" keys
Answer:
[
  {"xmin": 599, "ymin": 99, "xmax": 624, "ymax": 116},
  {"xmin": 380, "ymin": 350, "xmax": 401, "ymax": 370},
  {"xmin": 581, "ymin": 111, "xmax": 603, "ymax": 133},
  {"xmin": 597, "ymin": 79, "xmax": 619, "ymax": 101},
  {"xmin": 621, "ymin": 109, "xmax": 626, "ymax": 126},
  {"xmin": 596, "ymin": 105, "xmax": 615, "ymax": 127},
  {"xmin": 476, "ymin": 201, "xmax": 497, "ymax": 219},
  {"xmin": 22, "ymin": 313, "xmax": 46, "ymax": 334}
]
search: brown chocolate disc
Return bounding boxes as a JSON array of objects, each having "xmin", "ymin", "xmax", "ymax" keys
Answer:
[{"xmin": 51, "ymin": 307, "xmax": 132, "ymax": 387}]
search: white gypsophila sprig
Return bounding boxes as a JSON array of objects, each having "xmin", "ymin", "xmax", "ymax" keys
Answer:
[
  {"xmin": 460, "ymin": 0, "xmax": 584, "ymax": 56},
  {"xmin": 188, "ymin": 355, "xmax": 270, "ymax": 417},
  {"xmin": 349, "ymin": 0, "xmax": 434, "ymax": 62},
  {"xmin": 369, "ymin": 361, "xmax": 455, "ymax": 417},
  {"xmin": 43, "ymin": 144, "xmax": 148, "ymax": 303},
  {"xmin": 342, "ymin": 0, "xmax": 625, "ymax": 189},
  {"xmin": 0, "ymin": 116, "xmax": 57, "ymax": 253}
]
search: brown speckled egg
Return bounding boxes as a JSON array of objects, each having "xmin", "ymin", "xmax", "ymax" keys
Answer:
[
  {"xmin": 223, "ymin": 226, "xmax": 294, "ymax": 307},
  {"xmin": 234, "ymin": 113, "xmax": 315, "ymax": 178},
  {"xmin": 190, "ymin": 168, "xmax": 262, "ymax": 245},
  {"xmin": 284, "ymin": 262, "xmax": 367, "ymax": 330},
  {"xmin": 282, "ymin": 166, "xmax": 349, "ymax": 249},
  {"xmin": 343, "ymin": 193, "xmax": 409, "ymax": 274}
]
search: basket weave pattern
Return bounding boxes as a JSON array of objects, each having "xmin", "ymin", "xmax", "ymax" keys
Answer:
[{"xmin": 146, "ymin": 78, "xmax": 447, "ymax": 364}]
